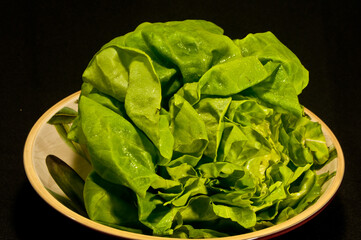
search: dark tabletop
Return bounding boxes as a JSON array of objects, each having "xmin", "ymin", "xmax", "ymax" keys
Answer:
[{"xmin": 1, "ymin": 1, "xmax": 360, "ymax": 239}]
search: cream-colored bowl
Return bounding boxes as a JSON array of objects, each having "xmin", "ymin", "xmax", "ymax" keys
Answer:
[{"xmin": 24, "ymin": 91, "xmax": 344, "ymax": 240}]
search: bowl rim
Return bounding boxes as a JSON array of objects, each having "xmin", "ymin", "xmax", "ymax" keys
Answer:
[{"xmin": 23, "ymin": 91, "xmax": 345, "ymax": 240}]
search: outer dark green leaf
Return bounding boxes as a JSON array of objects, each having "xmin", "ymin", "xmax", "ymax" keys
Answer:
[
  {"xmin": 47, "ymin": 107, "xmax": 78, "ymax": 125},
  {"xmin": 45, "ymin": 155, "xmax": 86, "ymax": 215}
]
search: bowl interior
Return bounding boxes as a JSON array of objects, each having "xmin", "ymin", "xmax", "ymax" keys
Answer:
[{"xmin": 24, "ymin": 92, "xmax": 344, "ymax": 240}]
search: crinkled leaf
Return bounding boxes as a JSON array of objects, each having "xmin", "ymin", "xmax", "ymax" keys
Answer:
[
  {"xmin": 235, "ymin": 32, "xmax": 309, "ymax": 116},
  {"xmin": 124, "ymin": 20, "xmax": 241, "ymax": 84},
  {"xmin": 169, "ymin": 94, "xmax": 208, "ymax": 166},
  {"xmin": 212, "ymin": 203, "xmax": 256, "ymax": 229},
  {"xmin": 226, "ymin": 97, "xmax": 273, "ymax": 126},
  {"xmin": 179, "ymin": 196, "xmax": 218, "ymax": 222},
  {"xmin": 234, "ymin": 31, "xmax": 308, "ymax": 95},
  {"xmin": 137, "ymin": 192, "xmax": 178, "ymax": 236},
  {"xmin": 216, "ymin": 122, "xmax": 248, "ymax": 162},
  {"xmin": 194, "ymin": 97, "xmax": 232, "ymax": 159}
]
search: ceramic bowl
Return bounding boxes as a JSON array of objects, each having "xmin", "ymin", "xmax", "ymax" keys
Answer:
[{"xmin": 24, "ymin": 91, "xmax": 344, "ymax": 240}]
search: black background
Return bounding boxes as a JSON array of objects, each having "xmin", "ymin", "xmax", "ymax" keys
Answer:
[{"xmin": 1, "ymin": 1, "xmax": 361, "ymax": 239}]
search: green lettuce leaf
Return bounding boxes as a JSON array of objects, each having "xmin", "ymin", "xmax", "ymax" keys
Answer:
[
  {"xmin": 137, "ymin": 191, "xmax": 178, "ymax": 236},
  {"xmin": 83, "ymin": 171, "xmax": 144, "ymax": 233},
  {"xmin": 124, "ymin": 20, "xmax": 241, "ymax": 85},
  {"xmin": 168, "ymin": 94, "xmax": 208, "ymax": 167},
  {"xmin": 66, "ymin": 20, "xmax": 337, "ymax": 238},
  {"xmin": 234, "ymin": 31, "xmax": 308, "ymax": 95},
  {"xmin": 83, "ymin": 45, "xmax": 173, "ymax": 161},
  {"xmin": 212, "ymin": 204, "xmax": 256, "ymax": 229},
  {"xmin": 79, "ymin": 96, "xmax": 158, "ymax": 197},
  {"xmin": 235, "ymin": 32, "xmax": 309, "ymax": 116},
  {"xmin": 194, "ymin": 97, "xmax": 232, "ymax": 159},
  {"xmin": 199, "ymin": 56, "xmax": 270, "ymax": 96}
]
